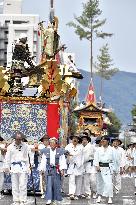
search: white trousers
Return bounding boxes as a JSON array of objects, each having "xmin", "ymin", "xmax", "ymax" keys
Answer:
[
  {"xmin": 11, "ymin": 173, "xmax": 28, "ymax": 203},
  {"xmin": 69, "ymin": 175, "xmax": 82, "ymax": 196},
  {"xmin": 0, "ymin": 172, "xmax": 4, "ymax": 192},
  {"xmin": 112, "ymin": 172, "xmax": 121, "ymax": 192},
  {"xmin": 40, "ymin": 174, "xmax": 45, "ymax": 194},
  {"xmin": 82, "ymin": 173, "xmax": 97, "ymax": 195},
  {"xmin": 97, "ymin": 170, "xmax": 113, "ymax": 197}
]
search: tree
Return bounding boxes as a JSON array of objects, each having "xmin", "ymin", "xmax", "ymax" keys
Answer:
[
  {"xmin": 131, "ymin": 104, "xmax": 136, "ymax": 117},
  {"xmin": 95, "ymin": 44, "xmax": 119, "ymax": 102},
  {"xmin": 95, "ymin": 44, "xmax": 119, "ymax": 80},
  {"xmin": 107, "ymin": 112, "xmax": 122, "ymax": 138},
  {"xmin": 67, "ymin": 0, "xmax": 112, "ymax": 76}
]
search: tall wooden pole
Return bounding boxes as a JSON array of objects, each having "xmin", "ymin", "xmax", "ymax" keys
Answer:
[
  {"xmin": 100, "ymin": 72, "xmax": 103, "ymax": 104},
  {"xmin": 90, "ymin": 19, "xmax": 93, "ymax": 79}
]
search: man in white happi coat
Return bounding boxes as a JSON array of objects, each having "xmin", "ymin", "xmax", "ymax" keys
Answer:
[
  {"xmin": 132, "ymin": 143, "xmax": 136, "ymax": 169},
  {"xmin": 0, "ymin": 137, "xmax": 7, "ymax": 199},
  {"xmin": 94, "ymin": 136, "xmax": 115, "ymax": 204},
  {"xmin": 4, "ymin": 132, "xmax": 30, "ymax": 205},
  {"xmin": 65, "ymin": 135, "xmax": 84, "ymax": 200},
  {"xmin": 126, "ymin": 143, "xmax": 134, "ymax": 177},
  {"xmin": 39, "ymin": 137, "xmax": 67, "ymax": 205},
  {"xmin": 112, "ymin": 138, "xmax": 126, "ymax": 194},
  {"xmin": 81, "ymin": 132, "xmax": 97, "ymax": 199}
]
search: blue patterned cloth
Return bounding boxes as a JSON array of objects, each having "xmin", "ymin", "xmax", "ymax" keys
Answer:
[
  {"xmin": 27, "ymin": 154, "xmax": 40, "ymax": 191},
  {"xmin": 0, "ymin": 103, "xmax": 47, "ymax": 141},
  {"xmin": 4, "ymin": 174, "xmax": 12, "ymax": 190},
  {"xmin": 4, "ymin": 158, "xmax": 40, "ymax": 192},
  {"xmin": 4, "ymin": 170, "xmax": 40, "ymax": 192},
  {"xmin": 4, "ymin": 156, "xmax": 41, "ymax": 192},
  {"xmin": 27, "ymin": 167, "xmax": 40, "ymax": 191}
]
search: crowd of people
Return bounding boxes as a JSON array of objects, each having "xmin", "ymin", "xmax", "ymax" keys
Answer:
[{"xmin": 0, "ymin": 131, "xmax": 136, "ymax": 205}]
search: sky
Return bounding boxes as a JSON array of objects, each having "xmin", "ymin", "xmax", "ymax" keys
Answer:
[{"xmin": 23, "ymin": 0, "xmax": 136, "ymax": 73}]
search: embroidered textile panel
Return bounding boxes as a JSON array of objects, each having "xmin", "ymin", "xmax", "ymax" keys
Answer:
[{"xmin": 0, "ymin": 103, "xmax": 47, "ymax": 141}]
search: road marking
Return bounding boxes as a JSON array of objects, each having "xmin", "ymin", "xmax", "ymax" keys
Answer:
[
  {"xmin": 123, "ymin": 199, "xmax": 135, "ymax": 205},
  {"xmin": 122, "ymin": 195, "xmax": 133, "ymax": 198}
]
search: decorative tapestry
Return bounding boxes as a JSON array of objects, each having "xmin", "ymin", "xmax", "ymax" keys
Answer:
[{"xmin": 0, "ymin": 102, "xmax": 47, "ymax": 141}]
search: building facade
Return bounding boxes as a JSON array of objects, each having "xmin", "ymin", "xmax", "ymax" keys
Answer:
[{"xmin": 0, "ymin": 0, "xmax": 40, "ymax": 68}]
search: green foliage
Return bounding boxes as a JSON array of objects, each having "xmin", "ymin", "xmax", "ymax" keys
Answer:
[
  {"xmin": 107, "ymin": 112, "xmax": 122, "ymax": 138},
  {"xmin": 131, "ymin": 104, "xmax": 136, "ymax": 117},
  {"xmin": 67, "ymin": 0, "xmax": 112, "ymax": 41},
  {"xmin": 95, "ymin": 44, "xmax": 119, "ymax": 80}
]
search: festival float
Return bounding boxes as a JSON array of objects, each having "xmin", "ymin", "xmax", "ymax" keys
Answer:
[
  {"xmin": 74, "ymin": 78, "xmax": 111, "ymax": 137},
  {"xmin": 0, "ymin": 0, "xmax": 83, "ymax": 192}
]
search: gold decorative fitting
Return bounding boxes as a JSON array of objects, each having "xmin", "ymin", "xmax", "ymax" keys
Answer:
[{"xmin": 0, "ymin": 96, "xmax": 48, "ymax": 103}]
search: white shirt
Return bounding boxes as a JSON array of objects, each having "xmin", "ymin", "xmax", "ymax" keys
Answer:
[
  {"xmin": 94, "ymin": 145, "xmax": 115, "ymax": 174},
  {"xmin": 112, "ymin": 146, "xmax": 125, "ymax": 172},
  {"xmin": 50, "ymin": 149, "xmax": 56, "ymax": 165},
  {"xmin": 5, "ymin": 142, "xmax": 29, "ymax": 173},
  {"xmin": 83, "ymin": 143, "xmax": 95, "ymax": 162},
  {"xmin": 82, "ymin": 143, "xmax": 96, "ymax": 173},
  {"xmin": 38, "ymin": 143, "xmax": 46, "ymax": 150},
  {"xmin": 65, "ymin": 143, "xmax": 84, "ymax": 175},
  {"xmin": 94, "ymin": 146, "xmax": 114, "ymax": 166},
  {"xmin": 39, "ymin": 147, "xmax": 67, "ymax": 172}
]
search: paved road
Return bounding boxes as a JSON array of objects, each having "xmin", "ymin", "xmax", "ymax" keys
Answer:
[{"xmin": 0, "ymin": 177, "xmax": 136, "ymax": 205}]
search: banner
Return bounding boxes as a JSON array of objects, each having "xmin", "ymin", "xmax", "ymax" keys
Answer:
[{"xmin": 47, "ymin": 103, "xmax": 60, "ymax": 139}]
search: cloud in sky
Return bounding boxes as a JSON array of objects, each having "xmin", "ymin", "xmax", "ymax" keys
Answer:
[{"xmin": 23, "ymin": 0, "xmax": 136, "ymax": 73}]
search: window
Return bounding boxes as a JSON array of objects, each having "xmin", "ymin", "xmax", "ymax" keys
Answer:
[
  {"xmin": 5, "ymin": 31, "xmax": 8, "ymax": 34},
  {"xmin": 5, "ymin": 21, "xmax": 10, "ymax": 25},
  {"xmin": 13, "ymin": 21, "xmax": 29, "ymax": 24}
]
